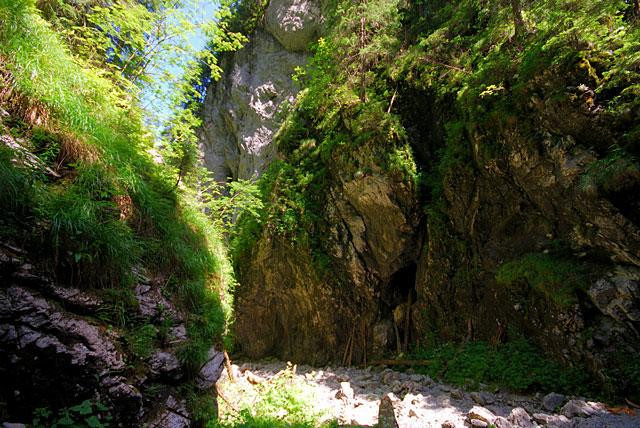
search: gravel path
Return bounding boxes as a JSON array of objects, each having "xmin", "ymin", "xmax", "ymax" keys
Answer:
[{"xmin": 217, "ymin": 360, "xmax": 640, "ymax": 428}]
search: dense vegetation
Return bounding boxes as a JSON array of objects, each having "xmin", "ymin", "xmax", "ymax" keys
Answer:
[
  {"xmin": 234, "ymin": 0, "xmax": 640, "ymax": 271},
  {"xmin": 229, "ymin": 0, "xmax": 640, "ymax": 402},
  {"xmin": 2, "ymin": 0, "xmax": 640, "ymax": 425},
  {"xmin": 0, "ymin": 0, "xmax": 243, "ymax": 424}
]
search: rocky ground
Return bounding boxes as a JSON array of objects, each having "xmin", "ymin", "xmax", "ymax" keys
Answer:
[{"xmin": 218, "ymin": 360, "xmax": 640, "ymax": 428}]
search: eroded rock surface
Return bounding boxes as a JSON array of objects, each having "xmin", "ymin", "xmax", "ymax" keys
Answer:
[
  {"xmin": 199, "ymin": 0, "xmax": 322, "ymax": 181},
  {"xmin": 0, "ymin": 246, "xmax": 212, "ymax": 425},
  {"xmin": 234, "ymin": 171, "xmax": 420, "ymax": 363},
  {"xmin": 200, "ymin": 0, "xmax": 640, "ymax": 401}
]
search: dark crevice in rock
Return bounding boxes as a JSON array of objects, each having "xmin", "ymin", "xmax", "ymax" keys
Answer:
[{"xmin": 383, "ymin": 263, "xmax": 418, "ymax": 310}]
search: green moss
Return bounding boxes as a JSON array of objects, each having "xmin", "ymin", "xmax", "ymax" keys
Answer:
[{"xmin": 496, "ymin": 253, "xmax": 590, "ymax": 307}]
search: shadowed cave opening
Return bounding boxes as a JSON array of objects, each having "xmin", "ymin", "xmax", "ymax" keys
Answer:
[{"xmin": 382, "ymin": 262, "xmax": 418, "ymax": 353}]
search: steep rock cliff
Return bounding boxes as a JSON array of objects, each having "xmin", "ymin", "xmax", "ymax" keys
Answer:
[
  {"xmin": 199, "ymin": 0, "xmax": 322, "ymax": 181},
  {"xmin": 202, "ymin": 0, "xmax": 640, "ymax": 398},
  {"xmin": 234, "ymin": 171, "xmax": 422, "ymax": 364},
  {"xmin": 0, "ymin": 244, "xmax": 225, "ymax": 426}
]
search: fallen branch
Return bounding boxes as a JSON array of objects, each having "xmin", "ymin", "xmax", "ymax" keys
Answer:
[
  {"xmin": 245, "ymin": 371, "xmax": 265, "ymax": 385},
  {"xmin": 342, "ymin": 328, "xmax": 354, "ymax": 366},
  {"xmin": 423, "ymin": 56, "xmax": 470, "ymax": 74},
  {"xmin": 387, "ymin": 86, "xmax": 398, "ymax": 114},
  {"xmin": 223, "ymin": 349, "xmax": 235, "ymax": 383},
  {"xmin": 371, "ymin": 359, "xmax": 431, "ymax": 366},
  {"xmin": 626, "ymin": 398, "xmax": 640, "ymax": 409}
]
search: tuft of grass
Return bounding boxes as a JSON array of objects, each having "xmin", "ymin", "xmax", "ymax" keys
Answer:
[{"xmin": 127, "ymin": 324, "xmax": 157, "ymax": 360}]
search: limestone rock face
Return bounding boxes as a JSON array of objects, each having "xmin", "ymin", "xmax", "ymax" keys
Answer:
[
  {"xmin": 202, "ymin": 0, "xmax": 640, "ymax": 399},
  {"xmin": 0, "ymin": 246, "xmax": 204, "ymax": 425},
  {"xmin": 396, "ymin": 77, "xmax": 640, "ymax": 400},
  {"xmin": 199, "ymin": 0, "xmax": 322, "ymax": 181},
  {"xmin": 233, "ymin": 172, "xmax": 421, "ymax": 364},
  {"xmin": 264, "ymin": 0, "xmax": 322, "ymax": 51}
]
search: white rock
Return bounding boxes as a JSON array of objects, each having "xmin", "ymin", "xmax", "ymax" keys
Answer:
[
  {"xmin": 533, "ymin": 412, "xmax": 571, "ymax": 426},
  {"xmin": 336, "ymin": 381, "xmax": 354, "ymax": 401},
  {"xmin": 264, "ymin": 0, "xmax": 322, "ymax": 51},
  {"xmin": 560, "ymin": 399, "xmax": 601, "ymax": 418},
  {"xmin": 468, "ymin": 406, "xmax": 496, "ymax": 424},
  {"xmin": 507, "ymin": 407, "xmax": 534, "ymax": 428}
]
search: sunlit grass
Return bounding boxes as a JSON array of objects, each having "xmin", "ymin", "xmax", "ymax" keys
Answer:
[{"xmin": 0, "ymin": 0, "xmax": 234, "ymax": 391}]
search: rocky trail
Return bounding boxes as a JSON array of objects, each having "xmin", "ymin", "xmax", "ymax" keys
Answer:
[{"xmin": 217, "ymin": 360, "xmax": 640, "ymax": 428}]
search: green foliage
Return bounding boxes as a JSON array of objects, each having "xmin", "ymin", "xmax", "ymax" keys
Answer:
[
  {"xmin": 0, "ymin": 0, "xmax": 235, "ymax": 376},
  {"xmin": 410, "ymin": 339, "xmax": 597, "ymax": 395},
  {"xmin": 188, "ymin": 391, "xmax": 218, "ymax": 426},
  {"xmin": 610, "ymin": 351, "xmax": 640, "ymax": 402},
  {"xmin": 205, "ymin": 178, "xmax": 264, "ymax": 234},
  {"xmin": 212, "ymin": 364, "xmax": 334, "ymax": 428},
  {"xmin": 496, "ymin": 253, "xmax": 590, "ymax": 306},
  {"xmin": 30, "ymin": 126, "xmax": 61, "ymax": 164},
  {"xmin": 33, "ymin": 399, "xmax": 112, "ymax": 428},
  {"xmin": 36, "ymin": 166, "xmax": 140, "ymax": 287},
  {"xmin": 96, "ymin": 288, "xmax": 138, "ymax": 328},
  {"xmin": 127, "ymin": 324, "xmax": 157, "ymax": 360}
]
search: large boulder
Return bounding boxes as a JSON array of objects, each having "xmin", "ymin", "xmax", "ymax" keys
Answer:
[{"xmin": 264, "ymin": 0, "xmax": 323, "ymax": 51}]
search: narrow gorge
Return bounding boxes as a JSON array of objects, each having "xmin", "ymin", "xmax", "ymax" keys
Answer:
[
  {"xmin": 201, "ymin": 0, "xmax": 640, "ymax": 393},
  {"xmin": 1, "ymin": 0, "xmax": 640, "ymax": 427}
]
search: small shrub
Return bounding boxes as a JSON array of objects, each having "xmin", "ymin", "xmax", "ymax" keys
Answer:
[{"xmin": 32, "ymin": 399, "xmax": 112, "ymax": 428}]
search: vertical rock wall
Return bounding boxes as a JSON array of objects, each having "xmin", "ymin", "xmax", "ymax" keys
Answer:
[
  {"xmin": 199, "ymin": 0, "xmax": 322, "ymax": 182},
  {"xmin": 199, "ymin": 1, "xmax": 640, "ymax": 397}
]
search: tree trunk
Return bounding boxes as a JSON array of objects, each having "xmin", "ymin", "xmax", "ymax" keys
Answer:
[
  {"xmin": 359, "ymin": 15, "xmax": 366, "ymax": 102},
  {"xmin": 511, "ymin": 0, "xmax": 524, "ymax": 37},
  {"xmin": 634, "ymin": 0, "xmax": 640, "ymax": 20}
]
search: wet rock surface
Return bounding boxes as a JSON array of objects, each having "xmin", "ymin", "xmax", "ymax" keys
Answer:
[{"xmin": 218, "ymin": 360, "xmax": 640, "ymax": 428}]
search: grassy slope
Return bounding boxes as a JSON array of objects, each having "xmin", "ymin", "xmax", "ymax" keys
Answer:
[{"xmin": 0, "ymin": 0, "xmax": 234, "ymax": 417}]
